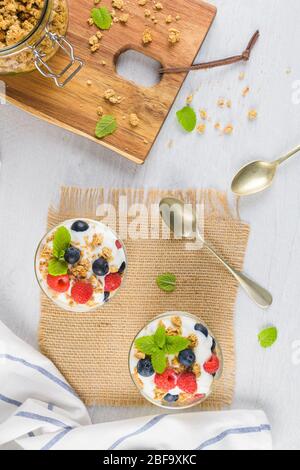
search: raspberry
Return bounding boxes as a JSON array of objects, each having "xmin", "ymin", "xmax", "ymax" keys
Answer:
[
  {"xmin": 47, "ymin": 274, "xmax": 70, "ymax": 293},
  {"xmin": 203, "ymin": 354, "xmax": 220, "ymax": 375},
  {"xmin": 177, "ymin": 372, "xmax": 197, "ymax": 394},
  {"xmin": 104, "ymin": 273, "xmax": 122, "ymax": 292},
  {"xmin": 194, "ymin": 393, "xmax": 206, "ymax": 401},
  {"xmin": 115, "ymin": 240, "xmax": 122, "ymax": 249},
  {"xmin": 71, "ymin": 282, "xmax": 93, "ymax": 304},
  {"xmin": 154, "ymin": 369, "xmax": 177, "ymax": 391}
]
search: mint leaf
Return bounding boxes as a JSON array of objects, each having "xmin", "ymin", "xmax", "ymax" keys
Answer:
[
  {"xmin": 95, "ymin": 115, "xmax": 117, "ymax": 139},
  {"xmin": 151, "ymin": 349, "xmax": 167, "ymax": 374},
  {"xmin": 135, "ymin": 336, "xmax": 157, "ymax": 355},
  {"xmin": 258, "ymin": 327, "xmax": 278, "ymax": 349},
  {"xmin": 92, "ymin": 7, "xmax": 112, "ymax": 30},
  {"xmin": 164, "ymin": 335, "xmax": 190, "ymax": 354},
  {"xmin": 53, "ymin": 226, "xmax": 71, "ymax": 259},
  {"xmin": 156, "ymin": 273, "xmax": 176, "ymax": 293},
  {"xmin": 176, "ymin": 106, "xmax": 197, "ymax": 132},
  {"xmin": 48, "ymin": 258, "xmax": 68, "ymax": 276},
  {"xmin": 154, "ymin": 325, "xmax": 166, "ymax": 349}
]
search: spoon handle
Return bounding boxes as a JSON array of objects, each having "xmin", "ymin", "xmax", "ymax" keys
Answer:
[
  {"xmin": 198, "ymin": 232, "xmax": 273, "ymax": 308},
  {"xmin": 275, "ymin": 144, "xmax": 300, "ymax": 166}
]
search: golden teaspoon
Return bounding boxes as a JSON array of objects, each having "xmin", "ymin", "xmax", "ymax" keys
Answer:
[{"xmin": 231, "ymin": 145, "xmax": 300, "ymax": 196}]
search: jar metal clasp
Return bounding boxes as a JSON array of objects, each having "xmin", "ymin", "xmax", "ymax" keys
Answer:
[{"xmin": 30, "ymin": 29, "xmax": 83, "ymax": 88}]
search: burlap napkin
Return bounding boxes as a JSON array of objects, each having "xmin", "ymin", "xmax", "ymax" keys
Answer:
[{"xmin": 39, "ymin": 187, "xmax": 250, "ymax": 407}]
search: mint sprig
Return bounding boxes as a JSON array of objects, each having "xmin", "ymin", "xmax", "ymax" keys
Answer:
[
  {"xmin": 176, "ymin": 106, "xmax": 197, "ymax": 132},
  {"xmin": 135, "ymin": 324, "xmax": 190, "ymax": 374},
  {"xmin": 258, "ymin": 326, "xmax": 278, "ymax": 349},
  {"xmin": 156, "ymin": 273, "xmax": 176, "ymax": 293},
  {"xmin": 95, "ymin": 115, "xmax": 117, "ymax": 139},
  {"xmin": 92, "ymin": 7, "xmax": 112, "ymax": 30},
  {"xmin": 48, "ymin": 226, "xmax": 71, "ymax": 276}
]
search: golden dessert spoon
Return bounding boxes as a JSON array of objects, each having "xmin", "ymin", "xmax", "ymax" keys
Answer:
[
  {"xmin": 159, "ymin": 197, "xmax": 273, "ymax": 309},
  {"xmin": 231, "ymin": 145, "xmax": 300, "ymax": 197}
]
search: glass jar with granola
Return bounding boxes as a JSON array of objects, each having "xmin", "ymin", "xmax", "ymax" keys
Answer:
[{"xmin": 0, "ymin": 0, "xmax": 83, "ymax": 87}]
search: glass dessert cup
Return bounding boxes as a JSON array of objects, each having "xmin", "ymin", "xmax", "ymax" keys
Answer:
[
  {"xmin": 0, "ymin": 0, "xmax": 83, "ymax": 87},
  {"xmin": 35, "ymin": 218, "xmax": 127, "ymax": 312},
  {"xmin": 129, "ymin": 311, "xmax": 223, "ymax": 410}
]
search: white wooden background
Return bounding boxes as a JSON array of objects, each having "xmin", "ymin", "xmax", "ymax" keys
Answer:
[{"xmin": 1, "ymin": 0, "xmax": 300, "ymax": 450}]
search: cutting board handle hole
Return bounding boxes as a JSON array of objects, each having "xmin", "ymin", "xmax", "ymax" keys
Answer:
[{"xmin": 115, "ymin": 49, "xmax": 162, "ymax": 87}]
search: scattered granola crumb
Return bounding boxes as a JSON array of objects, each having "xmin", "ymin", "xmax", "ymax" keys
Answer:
[
  {"xmin": 110, "ymin": 265, "xmax": 119, "ymax": 273},
  {"xmin": 224, "ymin": 124, "xmax": 234, "ymax": 135},
  {"xmin": 154, "ymin": 2, "xmax": 163, "ymax": 10},
  {"xmin": 186, "ymin": 94, "xmax": 193, "ymax": 104},
  {"xmin": 165, "ymin": 14, "xmax": 172, "ymax": 24},
  {"xmin": 242, "ymin": 86, "xmax": 250, "ymax": 97},
  {"xmin": 135, "ymin": 350, "xmax": 146, "ymax": 360},
  {"xmin": 113, "ymin": 17, "xmax": 119, "ymax": 23},
  {"xmin": 86, "ymin": 80, "xmax": 92, "ymax": 86},
  {"xmin": 129, "ymin": 113, "xmax": 140, "ymax": 127},
  {"xmin": 119, "ymin": 13, "xmax": 129, "ymax": 23},
  {"xmin": 217, "ymin": 98, "xmax": 225, "ymax": 108},
  {"xmin": 96, "ymin": 31, "xmax": 103, "ymax": 40},
  {"xmin": 94, "ymin": 0, "xmax": 101, "ymax": 4},
  {"xmin": 199, "ymin": 109, "xmax": 207, "ymax": 120},
  {"xmin": 97, "ymin": 106, "xmax": 104, "ymax": 116},
  {"xmin": 142, "ymin": 28, "xmax": 152, "ymax": 44},
  {"xmin": 171, "ymin": 316, "xmax": 182, "ymax": 328},
  {"xmin": 248, "ymin": 109, "xmax": 258, "ymax": 121},
  {"xmin": 101, "ymin": 246, "xmax": 113, "ymax": 261},
  {"xmin": 168, "ymin": 28, "xmax": 180, "ymax": 44},
  {"xmin": 192, "ymin": 363, "xmax": 201, "ymax": 378},
  {"xmin": 197, "ymin": 123, "xmax": 206, "ymax": 134},
  {"xmin": 144, "ymin": 8, "xmax": 151, "ymax": 17},
  {"xmin": 239, "ymin": 71, "xmax": 245, "ymax": 80},
  {"xmin": 89, "ymin": 35, "xmax": 99, "ymax": 45},
  {"xmin": 188, "ymin": 334, "xmax": 198, "ymax": 348},
  {"xmin": 214, "ymin": 122, "xmax": 221, "ymax": 130},
  {"xmin": 143, "ymin": 138, "xmax": 149, "ymax": 144},
  {"xmin": 112, "ymin": 0, "xmax": 124, "ymax": 9},
  {"xmin": 101, "ymin": 60, "xmax": 106, "ymax": 66},
  {"xmin": 153, "ymin": 19, "xmax": 158, "ymax": 24},
  {"xmin": 103, "ymin": 88, "xmax": 122, "ymax": 104},
  {"xmin": 87, "ymin": 17, "xmax": 94, "ymax": 26},
  {"xmin": 138, "ymin": 0, "xmax": 147, "ymax": 4},
  {"xmin": 90, "ymin": 43, "xmax": 100, "ymax": 52},
  {"xmin": 226, "ymin": 100, "xmax": 232, "ymax": 108},
  {"xmin": 175, "ymin": 14, "xmax": 181, "ymax": 21}
]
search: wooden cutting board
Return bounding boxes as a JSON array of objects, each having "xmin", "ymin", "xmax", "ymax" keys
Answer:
[{"xmin": 3, "ymin": 0, "xmax": 216, "ymax": 164}]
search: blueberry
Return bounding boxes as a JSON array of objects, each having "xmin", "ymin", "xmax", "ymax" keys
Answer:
[
  {"xmin": 104, "ymin": 291, "xmax": 110, "ymax": 302},
  {"xmin": 178, "ymin": 349, "xmax": 196, "ymax": 367},
  {"xmin": 64, "ymin": 246, "xmax": 81, "ymax": 265},
  {"xmin": 137, "ymin": 358, "xmax": 154, "ymax": 377},
  {"xmin": 118, "ymin": 261, "xmax": 126, "ymax": 274},
  {"xmin": 164, "ymin": 394, "xmax": 179, "ymax": 403},
  {"xmin": 194, "ymin": 323, "xmax": 208, "ymax": 337},
  {"xmin": 71, "ymin": 220, "xmax": 89, "ymax": 232},
  {"xmin": 211, "ymin": 337, "xmax": 216, "ymax": 353},
  {"xmin": 92, "ymin": 257, "xmax": 109, "ymax": 276}
]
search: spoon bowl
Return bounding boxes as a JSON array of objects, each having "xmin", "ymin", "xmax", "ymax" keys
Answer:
[{"xmin": 231, "ymin": 160, "xmax": 277, "ymax": 196}]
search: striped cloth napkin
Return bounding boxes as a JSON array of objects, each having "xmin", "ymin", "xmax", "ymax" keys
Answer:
[{"xmin": 0, "ymin": 320, "xmax": 272, "ymax": 450}]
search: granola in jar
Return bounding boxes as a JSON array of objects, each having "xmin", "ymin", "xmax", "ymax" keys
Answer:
[{"xmin": 0, "ymin": 0, "xmax": 68, "ymax": 74}]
